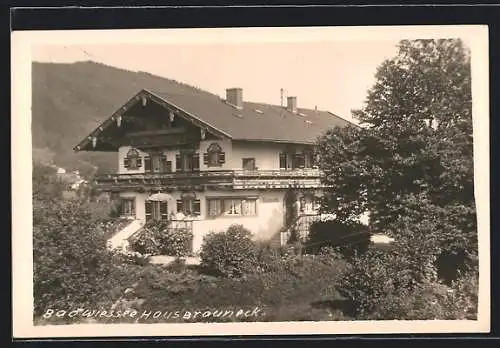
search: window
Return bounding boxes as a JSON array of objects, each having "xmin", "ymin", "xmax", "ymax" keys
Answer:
[
  {"xmin": 207, "ymin": 198, "xmax": 257, "ymax": 217},
  {"xmin": 242, "ymin": 158, "xmax": 256, "ymax": 171},
  {"xmin": 204, "ymin": 143, "xmax": 225, "ymax": 167},
  {"xmin": 299, "ymin": 197, "xmax": 306, "ymax": 213},
  {"xmin": 225, "ymin": 199, "xmax": 242, "ymax": 215},
  {"xmin": 304, "ymin": 197, "xmax": 313, "ymax": 212},
  {"xmin": 305, "ymin": 151, "xmax": 315, "ymax": 168},
  {"xmin": 207, "ymin": 199, "xmax": 222, "ymax": 217},
  {"xmin": 280, "ymin": 149, "xmax": 315, "ymax": 170},
  {"xmin": 242, "ymin": 199, "xmax": 257, "ymax": 216},
  {"xmin": 124, "ymin": 148, "xmax": 142, "ymax": 170},
  {"xmin": 176, "ymin": 199, "xmax": 201, "ymax": 216},
  {"xmin": 121, "ymin": 198, "xmax": 136, "ymax": 217},
  {"xmin": 299, "ymin": 195, "xmax": 317, "ymax": 213},
  {"xmin": 145, "ymin": 201, "xmax": 168, "ymax": 221},
  {"xmin": 313, "ymin": 196, "xmax": 321, "ymax": 211},
  {"xmin": 176, "ymin": 153, "xmax": 199, "ymax": 172},
  {"xmin": 145, "ymin": 153, "xmax": 170, "ymax": 173},
  {"xmin": 292, "ymin": 154, "xmax": 306, "ymax": 169}
]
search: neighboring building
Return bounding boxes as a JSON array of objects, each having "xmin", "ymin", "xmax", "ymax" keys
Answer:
[
  {"xmin": 56, "ymin": 170, "xmax": 81, "ymax": 189},
  {"xmin": 74, "ymin": 85, "xmax": 355, "ymax": 252}
]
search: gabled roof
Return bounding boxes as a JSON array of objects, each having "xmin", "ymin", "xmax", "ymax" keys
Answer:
[{"xmin": 73, "ymin": 61, "xmax": 356, "ymax": 151}]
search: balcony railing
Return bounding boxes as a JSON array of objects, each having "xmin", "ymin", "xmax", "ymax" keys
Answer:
[{"xmin": 94, "ymin": 169, "xmax": 324, "ymax": 191}]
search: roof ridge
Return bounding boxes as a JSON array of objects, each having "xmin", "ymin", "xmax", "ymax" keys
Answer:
[{"xmin": 245, "ymin": 100, "xmax": 344, "ymax": 117}]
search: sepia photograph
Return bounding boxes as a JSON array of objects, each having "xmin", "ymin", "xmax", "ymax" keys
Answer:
[{"xmin": 12, "ymin": 25, "xmax": 490, "ymax": 337}]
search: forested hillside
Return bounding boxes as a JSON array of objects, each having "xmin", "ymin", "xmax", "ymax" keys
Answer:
[{"xmin": 31, "ymin": 61, "xmax": 206, "ymax": 177}]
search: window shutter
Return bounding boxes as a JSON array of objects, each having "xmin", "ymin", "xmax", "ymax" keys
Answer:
[
  {"xmin": 124, "ymin": 158, "xmax": 130, "ymax": 168},
  {"xmin": 131, "ymin": 199, "xmax": 136, "ymax": 215},
  {"xmin": 299, "ymin": 154, "xmax": 305, "ymax": 169},
  {"xmin": 145, "ymin": 201, "xmax": 152, "ymax": 221},
  {"xmin": 161, "ymin": 154, "xmax": 168, "ymax": 168},
  {"xmin": 145, "ymin": 201, "xmax": 152, "ymax": 214},
  {"xmin": 307, "ymin": 152, "xmax": 314, "ymax": 168},
  {"xmin": 203, "ymin": 153, "xmax": 209, "ymax": 165},
  {"xmin": 193, "ymin": 200, "xmax": 201, "ymax": 215},
  {"xmin": 175, "ymin": 154, "xmax": 182, "ymax": 172},
  {"xmin": 192, "ymin": 153, "xmax": 200, "ymax": 171},
  {"xmin": 218, "ymin": 152, "xmax": 226, "ymax": 164},
  {"xmin": 144, "ymin": 156, "xmax": 152, "ymax": 172},
  {"xmin": 176, "ymin": 200, "xmax": 184, "ymax": 213},
  {"xmin": 159, "ymin": 155, "xmax": 167, "ymax": 172},
  {"xmin": 118, "ymin": 199, "xmax": 125, "ymax": 215},
  {"xmin": 160, "ymin": 202, "xmax": 169, "ymax": 220},
  {"xmin": 279, "ymin": 153, "xmax": 287, "ymax": 169}
]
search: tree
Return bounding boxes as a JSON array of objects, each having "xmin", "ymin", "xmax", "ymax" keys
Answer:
[
  {"xmin": 32, "ymin": 162, "xmax": 65, "ymax": 201},
  {"xmin": 32, "ymin": 163, "xmax": 127, "ymax": 319},
  {"xmin": 33, "ymin": 197, "xmax": 120, "ymax": 317},
  {"xmin": 317, "ymin": 39, "xmax": 476, "ymax": 260}
]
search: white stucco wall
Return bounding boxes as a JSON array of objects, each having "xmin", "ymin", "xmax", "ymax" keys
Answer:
[
  {"xmin": 118, "ymin": 141, "xmax": 315, "ymax": 174},
  {"xmin": 120, "ymin": 189, "xmax": 287, "ymax": 253},
  {"xmin": 119, "ymin": 191, "xmax": 147, "ymax": 220},
  {"xmin": 229, "ymin": 142, "xmax": 283, "ymax": 170},
  {"xmin": 229, "ymin": 141, "xmax": 313, "ymax": 170},
  {"xmin": 118, "ymin": 146, "xmax": 147, "ymax": 174},
  {"xmin": 196, "ymin": 189, "xmax": 284, "ymax": 237},
  {"xmin": 116, "ymin": 139, "xmax": 321, "ymax": 254}
]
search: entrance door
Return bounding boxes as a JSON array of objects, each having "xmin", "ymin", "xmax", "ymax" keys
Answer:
[{"xmin": 145, "ymin": 201, "xmax": 169, "ymax": 222}]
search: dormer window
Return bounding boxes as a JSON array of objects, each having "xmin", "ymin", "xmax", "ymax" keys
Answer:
[
  {"xmin": 203, "ymin": 143, "xmax": 225, "ymax": 167},
  {"xmin": 124, "ymin": 148, "xmax": 142, "ymax": 170}
]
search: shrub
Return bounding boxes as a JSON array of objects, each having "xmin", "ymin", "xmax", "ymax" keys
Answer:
[
  {"xmin": 305, "ymin": 220, "xmax": 371, "ymax": 257},
  {"xmin": 337, "ymin": 248, "xmax": 437, "ymax": 319},
  {"xmin": 111, "ymin": 247, "xmax": 151, "ymax": 266},
  {"xmin": 33, "ymin": 198, "xmax": 124, "ymax": 318},
  {"xmin": 253, "ymin": 243, "xmax": 285, "ymax": 274},
  {"xmin": 160, "ymin": 227, "xmax": 193, "ymax": 256},
  {"xmin": 130, "ymin": 221, "xmax": 193, "ymax": 257},
  {"xmin": 354, "ymin": 268, "xmax": 479, "ymax": 320},
  {"xmin": 87, "ymin": 199, "xmax": 121, "ymax": 220},
  {"xmin": 181, "ymin": 253, "xmax": 345, "ymax": 309},
  {"xmin": 100, "ymin": 217, "xmax": 134, "ymax": 241},
  {"xmin": 166, "ymin": 257, "xmax": 188, "ymax": 273},
  {"xmin": 199, "ymin": 224, "xmax": 258, "ymax": 278}
]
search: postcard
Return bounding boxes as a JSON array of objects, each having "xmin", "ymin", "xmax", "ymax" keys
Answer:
[{"xmin": 12, "ymin": 24, "xmax": 490, "ymax": 338}]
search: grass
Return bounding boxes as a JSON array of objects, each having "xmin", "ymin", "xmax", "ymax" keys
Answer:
[{"xmin": 106, "ymin": 254, "xmax": 349, "ymax": 323}]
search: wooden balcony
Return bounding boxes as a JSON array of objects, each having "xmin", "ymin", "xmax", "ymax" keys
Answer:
[{"xmin": 94, "ymin": 169, "xmax": 324, "ymax": 191}]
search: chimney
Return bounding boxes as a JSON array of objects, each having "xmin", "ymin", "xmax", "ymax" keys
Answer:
[
  {"xmin": 226, "ymin": 88, "xmax": 243, "ymax": 109},
  {"xmin": 287, "ymin": 96, "xmax": 297, "ymax": 113}
]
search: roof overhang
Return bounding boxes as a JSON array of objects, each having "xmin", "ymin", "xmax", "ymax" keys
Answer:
[
  {"xmin": 73, "ymin": 89, "xmax": 232, "ymax": 152},
  {"xmin": 234, "ymin": 139, "xmax": 316, "ymax": 145}
]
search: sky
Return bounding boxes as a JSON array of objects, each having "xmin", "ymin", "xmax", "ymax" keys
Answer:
[{"xmin": 32, "ymin": 41, "xmax": 400, "ymax": 121}]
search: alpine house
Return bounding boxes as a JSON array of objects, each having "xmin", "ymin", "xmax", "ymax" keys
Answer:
[{"xmin": 74, "ymin": 73, "xmax": 355, "ymax": 252}]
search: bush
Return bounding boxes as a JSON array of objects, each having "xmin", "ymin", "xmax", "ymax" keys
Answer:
[
  {"xmin": 337, "ymin": 248, "xmax": 437, "ymax": 319},
  {"xmin": 86, "ymin": 199, "xmax": 121, "ymax": 220},
  {"xmin": 199, "ymin": 224, "xmax": 258, "ymax": 278},
  {"xmin": 337, "ymin": 241, "xmax": 478, "ymax": 320},
  {"xmin": 192, "ymin": 253, "xmax": 346, "ymax": 312},
  {"xmin": 351, "ymin": 269, "xmax": 479, "ymax": 321},
  {"xmin": 130, "ymin": 220, "xmax": 193, "ymax": 257},
  {"xmin": 33, "ymin": 198, "xmax": 124, "ymax": 317},
  {"xmin": 305, "ymin": 220, "xmax": 371, "ymax": 257},
  {"xmin": 166, "ymin": 257, "xmax": 188, "ymax": 274},
  {"xmin": 111, "ymin": 247, "xmax": 151, "ymax": 266},
  {"xmin": 253, "ymin": 243, "xmax": 285, "ymax": 274}
]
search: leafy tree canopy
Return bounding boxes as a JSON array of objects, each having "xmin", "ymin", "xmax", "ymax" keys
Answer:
[{"xmin": 317, "ymin": 39, "xmax": 476, "ymax": 258}]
